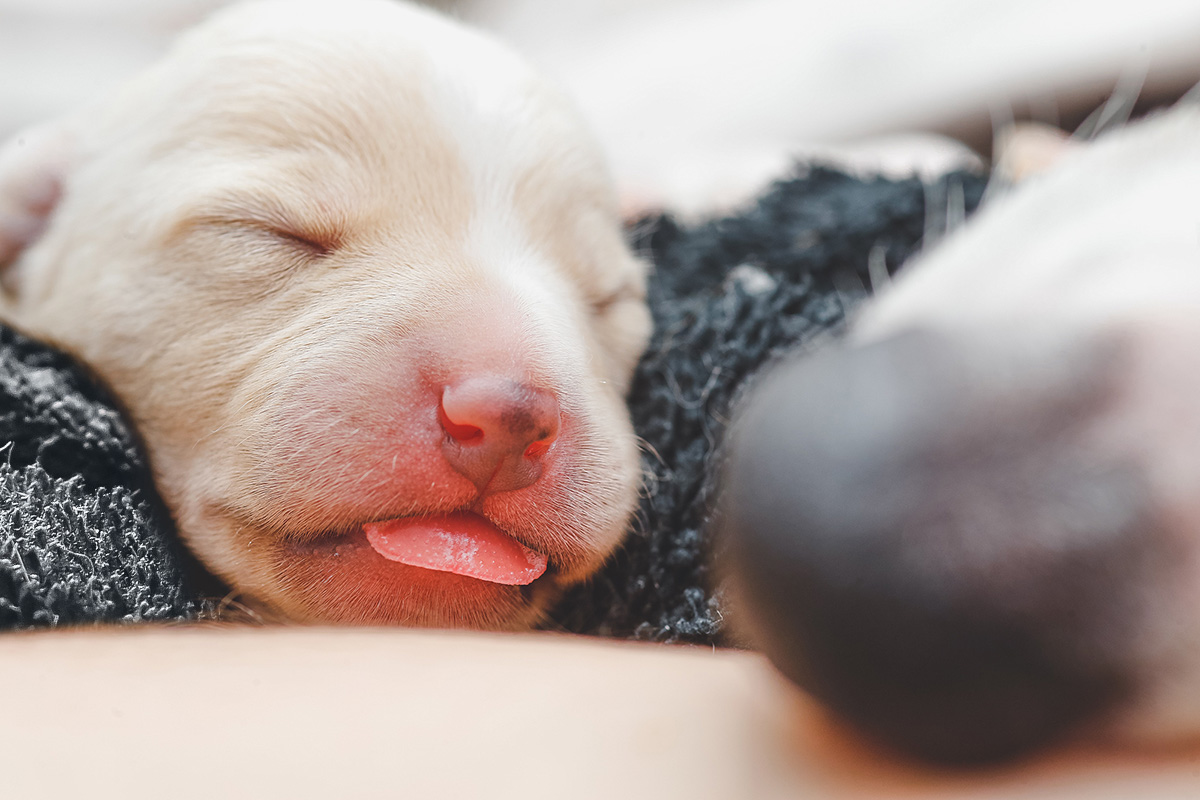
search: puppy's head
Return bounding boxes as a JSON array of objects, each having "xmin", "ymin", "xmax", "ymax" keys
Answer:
[
  {"xmin": 0, "ymin": 0, "xmax": 650, "ymax": 629},
  {"xmin": 721, "ymin": 104, "xmax": 1200, "ymax": 762}
]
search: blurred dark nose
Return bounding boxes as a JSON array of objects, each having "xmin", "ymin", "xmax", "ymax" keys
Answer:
[
  {"xmin": 719, "ymin": 328, "xmax": 1144, "ymax": 764},
  {"xmin": 440, "ymin": 376, "xmax": 560, "ymax": 494}
]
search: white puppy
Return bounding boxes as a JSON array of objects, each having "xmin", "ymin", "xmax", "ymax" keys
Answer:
[
  {"xmin": 860, "ymin": 104, "xmax": 1200, "ymax": 746},
  {"xmin": 723, "ymin": 101, "xmax": 1200, "ymax": 761},
  {"xmin": 0, "ymin": 0, "xmax": 651, "ymax": 629}
]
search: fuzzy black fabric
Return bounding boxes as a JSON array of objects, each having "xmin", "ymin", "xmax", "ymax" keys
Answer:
[
  {"xmin": 0, "ymin": 165, "xmax": 985, "ymax": 635},
  {"xmin": 548, "ymin": 166, "xmax": 986, "ymax": 643},
  {"xmin": 0, "ymin": 327, "xmax": 200, "ymax": 628}
]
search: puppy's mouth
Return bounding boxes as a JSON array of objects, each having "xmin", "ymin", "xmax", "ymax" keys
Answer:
[
  {"xmin": 361, "ymin": 513, "xmax": 548, "ymax": 586},
  {"xmin": 249, "ymin": 496, "xmax": 590, "ymax": 628},
  {"xmin": 260, "ymin": 509, "xmax": 562, "ymax": 627}
]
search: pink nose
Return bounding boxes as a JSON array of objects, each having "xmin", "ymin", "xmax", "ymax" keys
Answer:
[{"xmin": 439, "ymin": 376, "xmax": 561, "ymax": 494}]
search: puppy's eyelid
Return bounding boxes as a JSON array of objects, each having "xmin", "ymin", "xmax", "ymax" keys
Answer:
[
  {"xmin": 268, "ymin": 227, "xmax": 335, "ymax": 257},
  {"xmin": 185, "ymin": 201, "xmax": 341, "ymax": 257},
  {"xmin": 592, "ymin": 284, "xmax": 644, "ymax": 313},
  {"xmin": 205, "ymin": 218, "xmax": 336, "ymax": 258}
]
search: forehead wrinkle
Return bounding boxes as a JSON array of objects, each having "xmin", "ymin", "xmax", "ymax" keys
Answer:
[
  {"xmin": 140, "ymin": 43, "xmax": 432, "ymax": 166},
  {"xmin": 125, "ymin": 60, "xmax": 476, "ymax": 265}
]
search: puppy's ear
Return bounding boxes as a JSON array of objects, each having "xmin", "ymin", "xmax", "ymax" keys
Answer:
[{"xmin": 0, "ymin": 122, "xmax": 75, "ymax": 294}]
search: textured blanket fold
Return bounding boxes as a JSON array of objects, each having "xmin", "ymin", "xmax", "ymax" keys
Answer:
[
  {"xmin": 0, "ymin": 166, "xmax": 986, "ymax": 640},
  {"xmin": 0, "ymin": 326, "xmax": 198, "ymax": 628}
]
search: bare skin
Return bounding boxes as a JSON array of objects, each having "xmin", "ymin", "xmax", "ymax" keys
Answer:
[{"xmin": 4, "ymin": 627, "xmax": 1199, "ymax": 799}]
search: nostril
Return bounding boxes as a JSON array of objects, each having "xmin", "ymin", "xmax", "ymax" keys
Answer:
[
  {"xmin": 718, "ymin": 330, "xmax": 1141, "ymax": 764},
  {"xmin": 437, "ymin": 403, "xmax": 484, "ymax": 443}
]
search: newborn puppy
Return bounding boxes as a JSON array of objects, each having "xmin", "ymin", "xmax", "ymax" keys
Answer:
[
  {"xmin": 0, "ymin": 0, "xmax": 651, "ymax": 629},
  {"xmin": 722, "ymin": 101, "xmax": 1200, "ymax": 762}
]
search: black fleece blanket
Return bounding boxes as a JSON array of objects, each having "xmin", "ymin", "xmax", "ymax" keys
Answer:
[{"xmin": 0, "ymin": 166, "xmax": 986, "ymax": 640}]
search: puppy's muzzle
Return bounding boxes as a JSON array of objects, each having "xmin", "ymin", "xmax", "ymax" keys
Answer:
[{"xmin": 719, "ymin": 327, "xmax": 1162, "ymax": 764}]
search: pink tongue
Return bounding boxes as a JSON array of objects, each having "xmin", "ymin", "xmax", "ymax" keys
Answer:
[{"xmin": 363, "ymin": 514, "xmax": 548, "ymax": 585}]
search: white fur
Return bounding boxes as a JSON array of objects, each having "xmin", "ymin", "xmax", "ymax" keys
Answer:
[
  {"xmin": 0, "ymin": 0, "xmax": 651, "ymax": 629},
  {"xmin": 852, "ymin": 103, "xmax": 1200, "ymax": 745}
]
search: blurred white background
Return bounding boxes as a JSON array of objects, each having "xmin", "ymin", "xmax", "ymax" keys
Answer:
[
  {"xmin": 4, "ymin": 0, "xmax": 1200, "ymax": 208},
  {"xmin": 0, "ymin": 0, "xmax": 223, "ymax": 136}
]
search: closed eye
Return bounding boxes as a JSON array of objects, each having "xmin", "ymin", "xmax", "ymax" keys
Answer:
[
  {"xmin": 202, "ymin": 221, "xmax": 338, "ymax": 263},
  {"xmin": 180, "ymin": 191, "xmax": 344, "ymax": 258},
  {"xmin": 269, "ymin": 227, "xmax": 334, "ymax": 258},
  {"xmin": 591, "ymin": 284, "xmax": 645, "ymax": 315}
]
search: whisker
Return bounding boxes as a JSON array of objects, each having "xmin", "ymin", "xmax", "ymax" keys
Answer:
[
  {"xmin": 944, "ymin": 177, "xmax": 967, "ymax": 236},
  {"xmin": 1178, "ymin": 77, "xmax": 1200, "ymax": 107},
  {"xmin": 988, "ymin": 97, "xmax": 1017, "ymax": 155},
  {"xmin": 831, "ymin": 268, "xmax": 868, "ymax": 319},
  {"xmin": 922, "ymin": 177, "xmax": 947, "ymax": 249},
  {"xmin": 1074, "ymin": 56, "xmax": 1148, "ymax": 141},
  {"xmin": 866, "ymin": 244, "xmax": 891, "ymax": 293},
  {"xmin": 983, "ymin": 99, "xmax": 1018, "ymax": 205}
]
